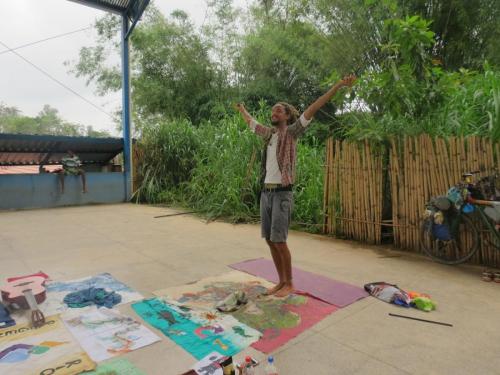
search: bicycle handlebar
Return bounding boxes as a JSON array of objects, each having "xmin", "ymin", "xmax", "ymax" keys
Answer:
[{"xmin": 467, "ymin": 197, "xmax": 494, "ymax": 206}]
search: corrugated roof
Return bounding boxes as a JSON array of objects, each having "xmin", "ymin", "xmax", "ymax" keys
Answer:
[
  {"xmin": 68, "ymin": 0, "xmax": 132, "ymax": 14},
  {"xmin": 67, "ymin": 0, "xmax": 150, "ymax": 41},
  {"xmin": 0, "ymin": 133, "xmax": 123, "ymax": 166},
  {"xmin": 67, "ymin": 0, "xmax": 149, "ymax": 19}
]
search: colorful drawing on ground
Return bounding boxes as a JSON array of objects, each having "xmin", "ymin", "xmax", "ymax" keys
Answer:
[
  {"xmin": 84, "ymin": 357, "xmax": 146, "ymax": 375},
  {"xmin": 153, "ymin": 270, "xmax": 338, "ymax": 353},
  {"xmin": 0, "ymin": 341, "xmax": 66, "ymax": 363},
  {"xmin": 46, "ymin": 272, "xmax": 144, "ymax": 312},
  {"xmin": 0, "ymin": 315, "xmax": 95, "ymax": 375},
  {"xmin": 62, "ymin": 306, "xmax": 160, "ymax": 362},
  {"xmin": 192, "ymin": 352, "xmax": 225, "ymax": 375},
  {"xmin": 153, "ymin": 271, "xmax": 272, "ymax": 311},
  {"xmin": 234, "ymin": 293, "xmax": 336, "ymax": 352},
  {"xmin": 132, "ymin": 298, "xmax": 260, "ymax": 360}
]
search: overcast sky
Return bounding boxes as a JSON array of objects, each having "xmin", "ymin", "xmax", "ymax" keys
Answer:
[{"xmin": 0, "ymin": 0, "xmax": 247, "ymax": 135}]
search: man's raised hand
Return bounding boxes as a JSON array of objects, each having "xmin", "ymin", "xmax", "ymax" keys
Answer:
[
  {"xmin": 235, "ymin": 102, "xmax": 253, "ymax": 125},
  {"xmin": 303, "ymin": 74, "xmax": 357, "ymax": 120},
  {"xmin": 234, "ymin": 103, "xmax": 245, "ymax": 112},
  {"xmin": 340, "ymin": 74, "xmax": 357, "ymax": 88}
]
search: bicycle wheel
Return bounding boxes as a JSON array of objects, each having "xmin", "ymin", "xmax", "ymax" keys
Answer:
[{"xmin": 420, "ymin": 214, "xmax": 480, "ymax": 265}]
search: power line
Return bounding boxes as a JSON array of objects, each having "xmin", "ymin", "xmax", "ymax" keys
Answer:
[
  {"xmin": 0, "ymin": 39, "xmax": 114, "ymax": 119},
  {"xmin": 0, "ymin": 27, "xmax": 92, "ymax": 56}
]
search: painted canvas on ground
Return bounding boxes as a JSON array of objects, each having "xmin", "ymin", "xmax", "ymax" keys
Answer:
[
  {"xmin": 62, "ymin": 306, "xmax": 160, "ymax": 362},
  {"xmin": 10, "ymin": 273, "xmax": 144, "ymax": 326},
  {"xmin": 0, "ymin": 315, "xmax": 95, "ymax": 375},
  {"xmin": 153, "ymin": 271, "xmax": 273, "ymax": 311},
  {"xmin": 83, "ymin": 357, "xmax": 146, "ymax": 375},
  {"xmin": 153, "ymin": 271, "xmax": 337, "ymax": 353},
  {"xmin": 193, "ymin": 351, "xmax": 225, "ymax": 375},
  {"xmin": 234, "ymin": 293, "xmax": 336, "ymax": 352},
  {"xmin": 132, "ymin": 298, "xmax": 260, "ymax": 360},
  {"xmin": 45, "ymin": 273, "xmax": 144, "ymax": 314}
]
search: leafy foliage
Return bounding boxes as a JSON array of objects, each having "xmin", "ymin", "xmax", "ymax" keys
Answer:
[
  {"xmin": 134, "ymin": 110, "xmax": 325, "ymax": 231},
  {"xmin": 66, "ymin": 0, "xmax": 500, "ymax": 232},
  {"xmin": 0, "ymin": 104, "xmax": 110, "ymax": 137}
]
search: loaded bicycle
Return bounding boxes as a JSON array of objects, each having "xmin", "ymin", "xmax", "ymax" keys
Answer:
[{"xmin": 420, "ymin": 171, "xmax": 500, "ymax": 265}]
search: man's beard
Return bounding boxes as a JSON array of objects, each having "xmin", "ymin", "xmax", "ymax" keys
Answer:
[{"xmin": 271, "ymin": 119, "xmax": 279, "ymax": 126}]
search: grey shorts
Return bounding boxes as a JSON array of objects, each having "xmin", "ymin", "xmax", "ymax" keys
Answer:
[{"xmin": 260, "ymin": 190, "xmax": 293, "ymax": 243}]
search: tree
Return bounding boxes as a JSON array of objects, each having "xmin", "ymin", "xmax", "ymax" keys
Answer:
[
  {"xmin": 201, "ymin": 0, "xmax": 242, "ymax": 111},
  {"xmin": 0, "ymin": 103, "xmax": 20, "ymax": 118},
  {"xmin": 0, "ymin": 103, "xmax": 110, "ymax": 137},
  {"xmin": 131, "ymin": 9, "xmax": 215, "ymax": 123},
  {"xmin": 235, "ymin": 0, "xmax": 342, "ymax": 121},
  {"xmin": 67, "ymin": 0, "xmax": 499, "ymax": 141},
  {"xmin": 69, "ymin": 6, "xmax": 216, "ymax": 125},
  {"xmin": 404, "ymin": 0, "xmax": 500, "ymax": 70}
]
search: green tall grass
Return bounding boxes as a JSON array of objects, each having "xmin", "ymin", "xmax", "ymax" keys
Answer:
[
  {"xmin": 134, "ymin": 111, "xmax": 326, "ymax": 230},
  {"xmin": 183, "ymin": 116, "xmax": 263, "ymax": 222},
  {"xmin": 133, "ymin": 118, "xmax": 199, "ymax": 204},
  {"xmin": 135, "ymin": 67, "xmax": 500, "ymax": 233}
]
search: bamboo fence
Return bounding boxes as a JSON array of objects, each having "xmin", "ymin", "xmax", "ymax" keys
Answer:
[
  {"xmin": 323, "ymin": 139, "xmax": 384, "ymax": 244},
  {"xmin": 324, "ymin": 135, "xmax": 500, "ymax": 267}
]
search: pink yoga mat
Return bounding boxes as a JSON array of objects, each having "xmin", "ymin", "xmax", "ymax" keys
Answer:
[{"xmin": 229, "ymin": 258, "xmax": 368, "ymax": 307}]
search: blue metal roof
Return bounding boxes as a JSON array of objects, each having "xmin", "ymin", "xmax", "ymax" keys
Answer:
[
  {"xmin": 0, "ymin": 133, "xmax": 124, "ymax": 166},
  {"xmin": 68, "ymin": 0, "xmax": 140, "ymax": 15},
  {"xmin": 68, "ymin": 0, "xmax": 150, "ymax": 38}
]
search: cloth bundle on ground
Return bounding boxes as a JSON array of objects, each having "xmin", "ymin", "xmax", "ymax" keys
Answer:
[
  {"xmin": 63, "ymin": 287, "xmax": 122, "ymax": 308},
  {"xmin": 215, "ymin": 290, "xmax": 248, "ymax": 312},
  {"xmin": 364, "ymin": 282, "xmax": 436, "ymax": 312},
  {"xmin": 364, "ymin": 282, "xmax": 411, "ymax": 307},
  {"xmin": 412, "ymin": 296, "xmax": 436, "ymax": 312}
]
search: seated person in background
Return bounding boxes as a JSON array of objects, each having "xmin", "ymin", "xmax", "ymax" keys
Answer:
[{"xmin": 56, "ymin": 150, "xmax": 87, "ymax": 194}]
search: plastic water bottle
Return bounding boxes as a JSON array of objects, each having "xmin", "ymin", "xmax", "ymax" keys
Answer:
[
  {"xmin": 244, "ymin": 356, "xmax": 254, "ymax": 375},
  {"xmin": 264, "ymin": 356, "xmax": 278, "ymax": 375}
]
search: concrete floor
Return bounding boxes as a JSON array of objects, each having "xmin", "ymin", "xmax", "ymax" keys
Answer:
[{"xmin": 1, "ymin": 203, "xmax": 499, "ymax": 375}]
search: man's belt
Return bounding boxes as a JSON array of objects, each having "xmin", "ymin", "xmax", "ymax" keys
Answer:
[{"xmin": 262, "ymin": 183, "xmax": 292, "ymax": 192}]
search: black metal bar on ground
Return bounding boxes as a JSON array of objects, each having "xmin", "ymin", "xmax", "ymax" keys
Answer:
[
  {"xmin": 388, "ymin": 313, "xmax": 453, "ymax": 327},
  {"xmin": 154, "ymin": 212, "xmax": 196, "ymax": 218}
]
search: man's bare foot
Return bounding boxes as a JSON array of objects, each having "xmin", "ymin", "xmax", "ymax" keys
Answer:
[
  {"xmin": 263, "ymin": 282, "xmax": 284, "ymax": 296},
  {"xmin": 274, "ymin": 283, "xmax": 294, "ymax": 298}
]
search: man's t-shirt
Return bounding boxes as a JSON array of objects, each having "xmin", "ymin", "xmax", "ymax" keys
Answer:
[
  {"xmin": 61, "ymin": 155, "xmax": 82, "ymax": 174},
  {"xmin": 264, "ymin": 133, "xmax": 281, "ymax": 184},
  {"xmin": 260, "ymin": 114, "xmax": 312, "ymax": 184}
]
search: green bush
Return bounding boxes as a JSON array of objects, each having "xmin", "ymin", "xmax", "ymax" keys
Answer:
[
  {"xmin": 344, "ymin": 67, "xmax": 500, "ymax": 141},
  {"xmin": 134, "ymin": 110, "xmax": 327, "ymax": 230},
  {"xmin": 133, "ymin": 118, "xmax": 199, "ymax": 203},
  {"xmin": 183, "ymin": 115, "xmax": 263, "ymax": 222}
]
